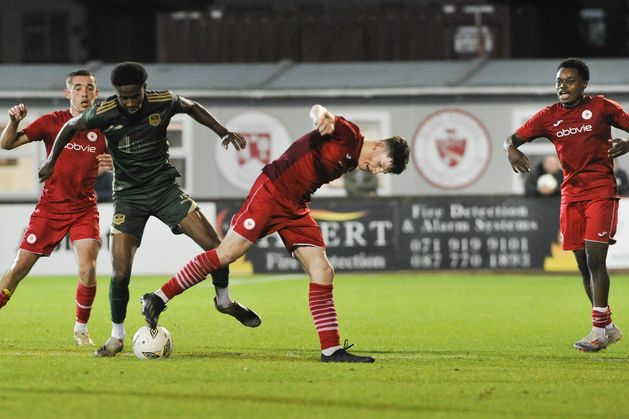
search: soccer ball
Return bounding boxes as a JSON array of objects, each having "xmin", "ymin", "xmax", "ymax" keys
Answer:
[{"xmin": 132, "ymin": 325, "xmax": 173, "ymax": 360}]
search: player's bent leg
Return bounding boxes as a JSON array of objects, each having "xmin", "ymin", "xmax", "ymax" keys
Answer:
[
  {"xmin": 211, "ymin": 233, "xmax": 261, "ymax": 326},
  {"xmin": 179, "ymin": 212, "xmax": 262, "ymax": 327},
  {"xmin": 295, "ymin": 246, "xmax": 374, "ymax": 362}
]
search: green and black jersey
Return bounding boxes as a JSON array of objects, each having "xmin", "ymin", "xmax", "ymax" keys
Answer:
[{"xmin": 82, "ymin": 90, "xmax": 183, "ymax": 195}]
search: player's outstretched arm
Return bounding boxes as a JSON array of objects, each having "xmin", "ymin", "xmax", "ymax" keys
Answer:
[
  {"xmin": 179, "ymin": 96, "xmax": 246, "ymax": 151},
  {"xmin": 0, "ymin": 104, "xmax": 30, "ymax": 150},
  {"xmin": 504, "ymin": 133, "xmax": 531, "ymax": 173},
  {"xmin": 310, "ymin": 104, "xmax": 335, "ymax": 135},
  {"xmin": 38, "ymin": 115, "xmax": 86, "ymax": 182}
]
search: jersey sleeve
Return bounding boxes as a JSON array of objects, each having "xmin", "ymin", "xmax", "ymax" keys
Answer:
[
  {"xmin": 82, "ymin": 99, "xmax": 118, "ymax": 130},
  {"xmin": 170, "ymin": 91, "xmax": 183, "ymax": 113},
  {"xmin": 22, "ymin": 114, "xmax": 53, "ymax": 143},
  {"xmin": 81, "ymin": 103, "xmax": 102, "ymax": 130},
  {"xmin": 603, "ymin": 97, "xmax": 629, "ymax": 131},
  {"xmin": 334, "ymin": 116, "xmax": 363, "ymax": 144},
  {"xmin": 516, "ymin": 107, "xmax": 551, "ymax": 142}
]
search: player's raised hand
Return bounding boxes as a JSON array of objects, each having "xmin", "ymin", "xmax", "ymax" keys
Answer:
[
  {"xmin": 8, "ymin": 103, "xmax": 28, "ymax": 123},
  {"xmin": 608, "ymin": 138, "xmax": 629, "ymax": 159},
  {"xmin": 314, "ymin": 112, "xmax": 335, "ymax": 136},
  {"xmin": 221, "ymin": 131, "xmax": 247, "ymax": 151},
  {"xmin": 507, "ymin": 148, "xmax": 531, "ymax": 173},
  {"xmin": 310, "ymin": 105, "xmax": 335, "ymax": 136}
]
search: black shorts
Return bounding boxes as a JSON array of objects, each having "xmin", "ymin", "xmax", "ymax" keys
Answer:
[{"xmin": 111, "ymin": 181, "xmax": 197, "ymax": 243}]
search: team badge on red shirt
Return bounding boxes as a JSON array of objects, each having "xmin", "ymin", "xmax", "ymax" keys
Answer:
[{"xmin": 243, "ymin": 218, "xmax": 256, "ymax": 230}]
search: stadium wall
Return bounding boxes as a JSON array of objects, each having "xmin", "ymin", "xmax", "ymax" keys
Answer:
[
  {"xmin": 3, "ymin": 95, "xmax": 629, "ymax": 200},
  {"xmin": 2, "ymin": 197, "xmax": 628, "ymax": 276}
]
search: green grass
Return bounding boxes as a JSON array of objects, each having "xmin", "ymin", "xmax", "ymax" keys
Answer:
[{"xmin": 1, "ymin": 272, "xmax": 629, "ymax": 418}]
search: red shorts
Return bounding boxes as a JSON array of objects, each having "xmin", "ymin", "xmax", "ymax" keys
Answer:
[
  {"xmin": 230, "ymin": 174, "xmax": 325, "ymax": 253},
  {"xmin": 560, "ymin": 198, "xmax": 618, "ymax": 251},
  {"xmin": 20, "ymin": 204, "xmax": 101, "ymax": 256}
]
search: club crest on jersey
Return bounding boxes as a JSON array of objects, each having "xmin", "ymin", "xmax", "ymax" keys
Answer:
[
  {"xmin": 87, "ymin": 131, "xmax": 98, "ymax": 142},
  {"xmin": 582, "ymin": 110, "xmax": 592, "ymax": 120},
  {"xmin": 113, "ymin": 214, "xmax": 126, "ymax": 225},
  {"xmin": 243, "ymin": 218, "xmax": 256, "ymax": 230},
  {"xmin": 148, "ymin": 113, "xmax": 161, "ymax": 126}
]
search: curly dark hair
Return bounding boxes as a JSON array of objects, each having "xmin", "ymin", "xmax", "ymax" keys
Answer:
[
  {"xmin": 557, "ymin": 58, "xmax": 590, "ymax": 82},
  {"xmin": 385, "ymin": 136, "xmax": 410, "ymax": 175},
  {"xmin": 110, "ymin": 62, "xmax": 148, "ymax": 87}
]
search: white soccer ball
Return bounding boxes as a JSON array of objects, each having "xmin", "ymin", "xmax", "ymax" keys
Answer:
[
  {"xmin": 537, "ymin": 173, "xmax": 558, "ymax": 193},
  {"xmin": 132, "ymin": 325, "xmax": 173, "ymax": 360}
]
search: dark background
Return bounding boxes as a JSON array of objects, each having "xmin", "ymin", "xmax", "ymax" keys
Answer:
[{"xmin": 3, "ymin": 0, "xmax": 627, "ymax": 64}]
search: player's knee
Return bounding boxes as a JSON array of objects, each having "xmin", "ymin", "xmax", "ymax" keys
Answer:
[
  {"xmin": 110, "ymin": 268, "xmax": 131, "ymax": 284},
  {"xmin": 77, "ymin": 265, "xmax": 97, "ymax": 286},
  {"xmin": 311, "ymin": 263, "xmax": 334, "ymax": 285}
]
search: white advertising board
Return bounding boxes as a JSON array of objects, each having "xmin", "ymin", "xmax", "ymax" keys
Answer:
[{"xmin": 0, "ymin": 202, "xmax": 216, "ymax": 277}]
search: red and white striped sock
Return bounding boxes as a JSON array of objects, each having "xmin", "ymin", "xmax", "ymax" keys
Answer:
[
  {"xmin": 592, "ymin": 306, "xmax": 611, "ymax": 329},
  {"xmin": 309, "ymin": 282, "xmax": 340, "ymax": 351},
  {"xmin": 75, "ymin": 282, "xmax": 96, "ymax": 324},
  {"xmin": 160, "ymin": 250, "xmax": 220, "ymax": 300}
]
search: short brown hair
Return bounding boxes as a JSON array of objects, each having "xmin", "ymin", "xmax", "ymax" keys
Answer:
[{"xmin": 65, "ymin": 69, "xmax": 95, "ymax": 89}]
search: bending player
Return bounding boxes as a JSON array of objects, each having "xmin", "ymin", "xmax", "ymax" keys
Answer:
[{"xmin": 141, "ymin": 104, "xmax": 409, "ymax": 363}]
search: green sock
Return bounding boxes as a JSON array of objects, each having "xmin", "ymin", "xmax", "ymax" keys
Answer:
[{"xmin": 109, "ymin": 278, "xmax": 130, "ymax": 324}]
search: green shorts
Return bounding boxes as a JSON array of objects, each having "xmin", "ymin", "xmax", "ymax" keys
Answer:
[{"xmin": 111, "ymin": 181, "xmax": 197, "ymax": 243}]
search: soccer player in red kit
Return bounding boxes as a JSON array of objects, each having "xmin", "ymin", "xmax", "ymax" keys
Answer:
[
  {"xmin": 505, "ymin": 58, "xmax": 629, "ymax": 352},
  {"xmin": 141, "ymin": 104, "xmax": 410, "ymax": 362},
  {"xmin": 0, "ymin": 70, "xmax": 110, "ymax": 346}
]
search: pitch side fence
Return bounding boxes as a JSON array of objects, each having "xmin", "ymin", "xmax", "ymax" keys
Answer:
[{"xmin": 1, "ymin": 196, "xmax": 627, "ymax": 276}]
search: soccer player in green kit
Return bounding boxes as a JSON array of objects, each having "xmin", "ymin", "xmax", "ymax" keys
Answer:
[{"xmin": 39, "ymin": 62, "xmax": 261, "ymax": 357}]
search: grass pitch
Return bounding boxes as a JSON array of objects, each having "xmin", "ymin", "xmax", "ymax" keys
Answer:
[{"xmin": 1, "ymin": 272, "xmax": 628, "ymax": 418}]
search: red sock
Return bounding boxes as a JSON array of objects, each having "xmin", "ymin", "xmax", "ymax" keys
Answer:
[
  {"xmin": 592, "ymin": 306, "xmax": 611, "ymax": 328},
  {"xmin": 0, "ymin": 289, "xmax": 11, "ymax": 309},
  {"xmin": 161, "ymin": 250, "xmax": 220, "ymax": 300},
  {"xmin": 309, "ymin": 282, "xmax": 340, "ymax": 350},
  {"xmin": 75, "ymin": 282, "xmax": 97, "ymax": 324}
]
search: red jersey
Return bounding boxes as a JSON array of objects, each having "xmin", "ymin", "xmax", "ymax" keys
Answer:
[
  {"xmin": 262, "ymin": 116, "xmax": 364, "ymax": 203},
  {"xmin": 23, "ymin": 110, "xmax": 106, "ymax": 213},
  {"xmin": 517, "ymin": 95, "xmax": 629, "ymax": 203}
]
